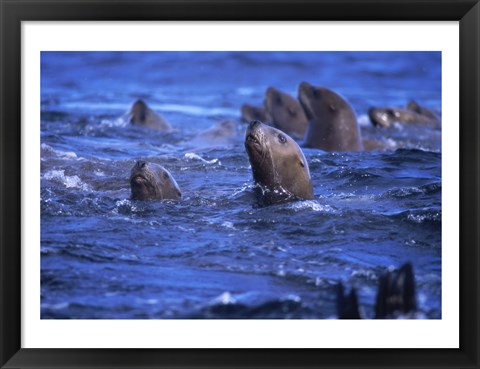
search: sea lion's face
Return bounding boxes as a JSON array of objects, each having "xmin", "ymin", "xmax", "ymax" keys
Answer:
[
  {"xmin": 130, "ymin": 161, "xmax": 181, "ymax": 200},
  {"xmin": 298, "ymin": 82, "xmax": 363, "ymax": 152},
  {"xmin": 129, "ymin": 99, "xmax": 148, "ymax": 125},
  {"xmin": 244, "ymin": 120, "xmax": 312, "ymax": 204},
  {"xmin": 298, "ymin": 82, "xmax": 350, "ymax": 123},
  {"xmin": 264, "ymin": 87, "xmax": 307, "ymax": 127},
  {"xmin": 368, "ymin": 107, "xmax": 403, "ymax": 127}
]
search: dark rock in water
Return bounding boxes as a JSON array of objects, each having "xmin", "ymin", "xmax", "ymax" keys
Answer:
[
  {"xmin": 375, "ymin": 262, "xmax": 417, "ymax": 319},
  {"xmin": 337, "ymin": 262, "xmax": 417, "ymax": 319},
  {"xmin": 336, "ymin": 282, "xmax": 361, "ymax": 319},
  {"xmin": 184, "ymin": 298, "xmax": 310, "ymax": 319}
]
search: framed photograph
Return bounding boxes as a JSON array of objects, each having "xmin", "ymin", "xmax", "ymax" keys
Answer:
[{"xmin": 1, "ymin": 0, "xmax": 479, "ymax": 368}]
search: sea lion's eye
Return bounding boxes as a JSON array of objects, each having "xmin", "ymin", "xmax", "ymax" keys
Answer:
[
  {"xmin": 278, "ymin": 134, "xmax": 287, "ymax": 144},
  {"xmin": 276, "ymin": 95, "xmax": 282, "ymax": 105},
  {"xmin": 311, "ymin": 87, "xmax": 319, "ymax": 98},
  {"xmin": 163, "ymin": 172, "xmax": 170, "ymax": 179}
]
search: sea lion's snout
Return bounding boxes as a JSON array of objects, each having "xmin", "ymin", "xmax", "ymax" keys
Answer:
[
  {"xmin": 249, "ymin": 120, "xmax": 261, "ymax": 130},
  {"xmin": 129, "ymin": 161, "xmax": 181, "ymax": 201},
  {"xmin": 131, "ymin": 161, "xmax": 149, "ymax": 183},
  {"xmin": 245, "ymin": 121, "xmax": 263, "ymax": 146}
]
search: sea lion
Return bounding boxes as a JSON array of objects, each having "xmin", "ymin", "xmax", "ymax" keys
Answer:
[
  {"xmin": 244, "ymin": 120, "xmax": 313, "ymax": 206},
  {"xmin": 406, "ymin": 100, "xmax": 440, "ymax": 121},
  {"xmin": 130, "ymin": 160, "xmax": 181, "ymax": 201},
  {"xmin": 188, "ymin": 120, "xmax": 239, "ymax": 148},
  {"xmin": 241, "ymin": 104, "xmax": 268, "ymax": 123},
  {"xmin": 128, "ymin": 99, "xmax": 172, "ymax": 131},
  {"xmin": 264, "ymin": 87, "xmax": 308, "ymax": 139},
  {"xmin": 298, "ymin": 82, "xmax": 363, "ymax": 152},
  {"xmin": 368, "ymin": 103, "xmax": 439, "ymax": 128}
]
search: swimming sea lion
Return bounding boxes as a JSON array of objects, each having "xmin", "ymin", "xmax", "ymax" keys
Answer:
[
  {"xmin": 264, "ymin": 87, "xmax": 308, "ymax": 139},
  {"xmin": 241, "ymin": 104, "xmax": 268, "ymax": 123},
  {"xmin": 128, "ymin": 99, "xmax": 172, "ymax": 131},
  {"xmin": 130, "ymin": 160, "xmax": 181, "ymax": 201},
  {"xmin": 244, "ymin": 120, "xmax": 313, "ymax": 206},
  {"xmin": 298, "ymin": 82, "xmax": 363, "ymax": 152},
  {"xmin": 368, "ymin": 103, "xmax": 439, "ymax": 129},
  {"xmin": 406, "ymin": 100, "xmax": 440, "ymax": 121},
  {"xmin": 188, "ymin": 120, "xmax": 239, "ymax": 148}
]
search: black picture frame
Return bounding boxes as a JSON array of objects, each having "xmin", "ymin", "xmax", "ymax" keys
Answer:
[{"xmin": 1, "ymin": 1, "xmax": 479, "ymax": 368}]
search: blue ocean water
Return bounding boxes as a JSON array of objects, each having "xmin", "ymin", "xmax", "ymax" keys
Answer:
[{"xmin": 41, "ymin": 51, "xmax": 441, "ymax": 319}]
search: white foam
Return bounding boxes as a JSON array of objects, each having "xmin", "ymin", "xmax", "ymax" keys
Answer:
[
  {"xmin": 184, "ymin": 152, "xmax": 219, "ymax": 164},
  {"xmin": 156, "ymin": 103, "xmax": 237, "ymax": 117},
  {"xmin": 289, "ymin": 200, "xmax": 335, "ymax": 212},
  {"xmin": 210, "ymin": 292, "xmax": 236, "ymax": 305},
  {"xmin": 236, "ymin": 87, "xmax": 255, "ymax": 96},
  {"xmin": 357, "ymin": 114, "xmax": 371, "ymax": 128},
  {"xmin": 41, "ymin": 143, "xmax": 78, "ymax": 159},
  {"xmin": 43, "ymin": 170, "xmax": 91, "ymax": 191},
  {"xmin": 221, "ymin": 221, "xmax": 236, "ymax": 230}
]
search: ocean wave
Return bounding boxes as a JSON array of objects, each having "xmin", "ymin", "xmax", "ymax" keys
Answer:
[
  {"xmin": 43, "ymin": 169, "xmax": 92, "ymax": 191},
  {"xmin": 41, "ymin": 143, "xmax": 79, "ymax": 160}
]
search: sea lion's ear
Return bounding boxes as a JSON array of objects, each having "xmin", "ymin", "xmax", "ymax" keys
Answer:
[
  {"xmin": 328, "ymin": 104, "xmax": 336, "ymax": 112},
  {"xmin": 299, "ymin": 160, "xmax": 305, "ymax": 168},
  {"xmin": 163, "ymin": 172, "xmax": 170, "ymax": 179}
]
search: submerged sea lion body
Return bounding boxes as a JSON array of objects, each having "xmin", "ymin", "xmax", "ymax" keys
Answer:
[
  {"xmin": 189, "ymin": 120, "xmax": 239, "ymax": 148},
  {"xmin": 128, "ymin": 99, "xmax": 172, "ymax": 131},
  {"xmin": 298, "ymin": 82, "xmax": 363, "ymax": 152},
  {"xmin": 368, "ymin": 107, "xmax": 438, "ymax": 128},
  {"xmin": 406, "ymin": 100, "xmax": 440, "ymax": 121},
  {"xmin": 369, "ymin": 100, "xmax": 440, "ymax": 129},
  {"xmin": 244, "ymin": 120, "xmax": 313, "ymax": 206},
  {"xmin": 264, "ymin": 87, "xmax": 308, "ymax": 139},
  {"xmin": 130, "ymin": 161, "xmax": 181, "ymax": 201}
]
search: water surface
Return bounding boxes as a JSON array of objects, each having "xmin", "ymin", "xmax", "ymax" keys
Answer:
[{"xmin": 41, "ymin": 52, "xmax": 442, "ymax": 319}]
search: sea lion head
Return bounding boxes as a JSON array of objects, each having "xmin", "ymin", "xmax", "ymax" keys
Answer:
[
  {"xmin": 368, "ymin": 107, "xmax": 401, "ymax": 127},
  {"xmin": 129, "ymin": 99, "xmax": 149, "ymax": 125},
  {"xmin": 244, "ymin": 120, "xmax": 313, "ymax": 205},
  {"xmin": 217, "ymin": 120, "xmax": 237, "ymax": 135},
  {"xmin": 298, "ymin": 82, "xmax": 352, "ymax": 122},
  {"xmin": 130, "ymin": 160, "xmax": 181, "ymax": 201},
  {"xmin": 264, "ymin": 87, "xmax": 308, "ymax": 138},
  {"xmin": 298, "ymin": 82, "xmax": 362, "ymax": 151}
]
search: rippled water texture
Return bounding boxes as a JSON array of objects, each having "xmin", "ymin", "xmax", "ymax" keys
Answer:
[{"xmin": 41, "ymin": 52, "xmax": 441, "ymax": 319}]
